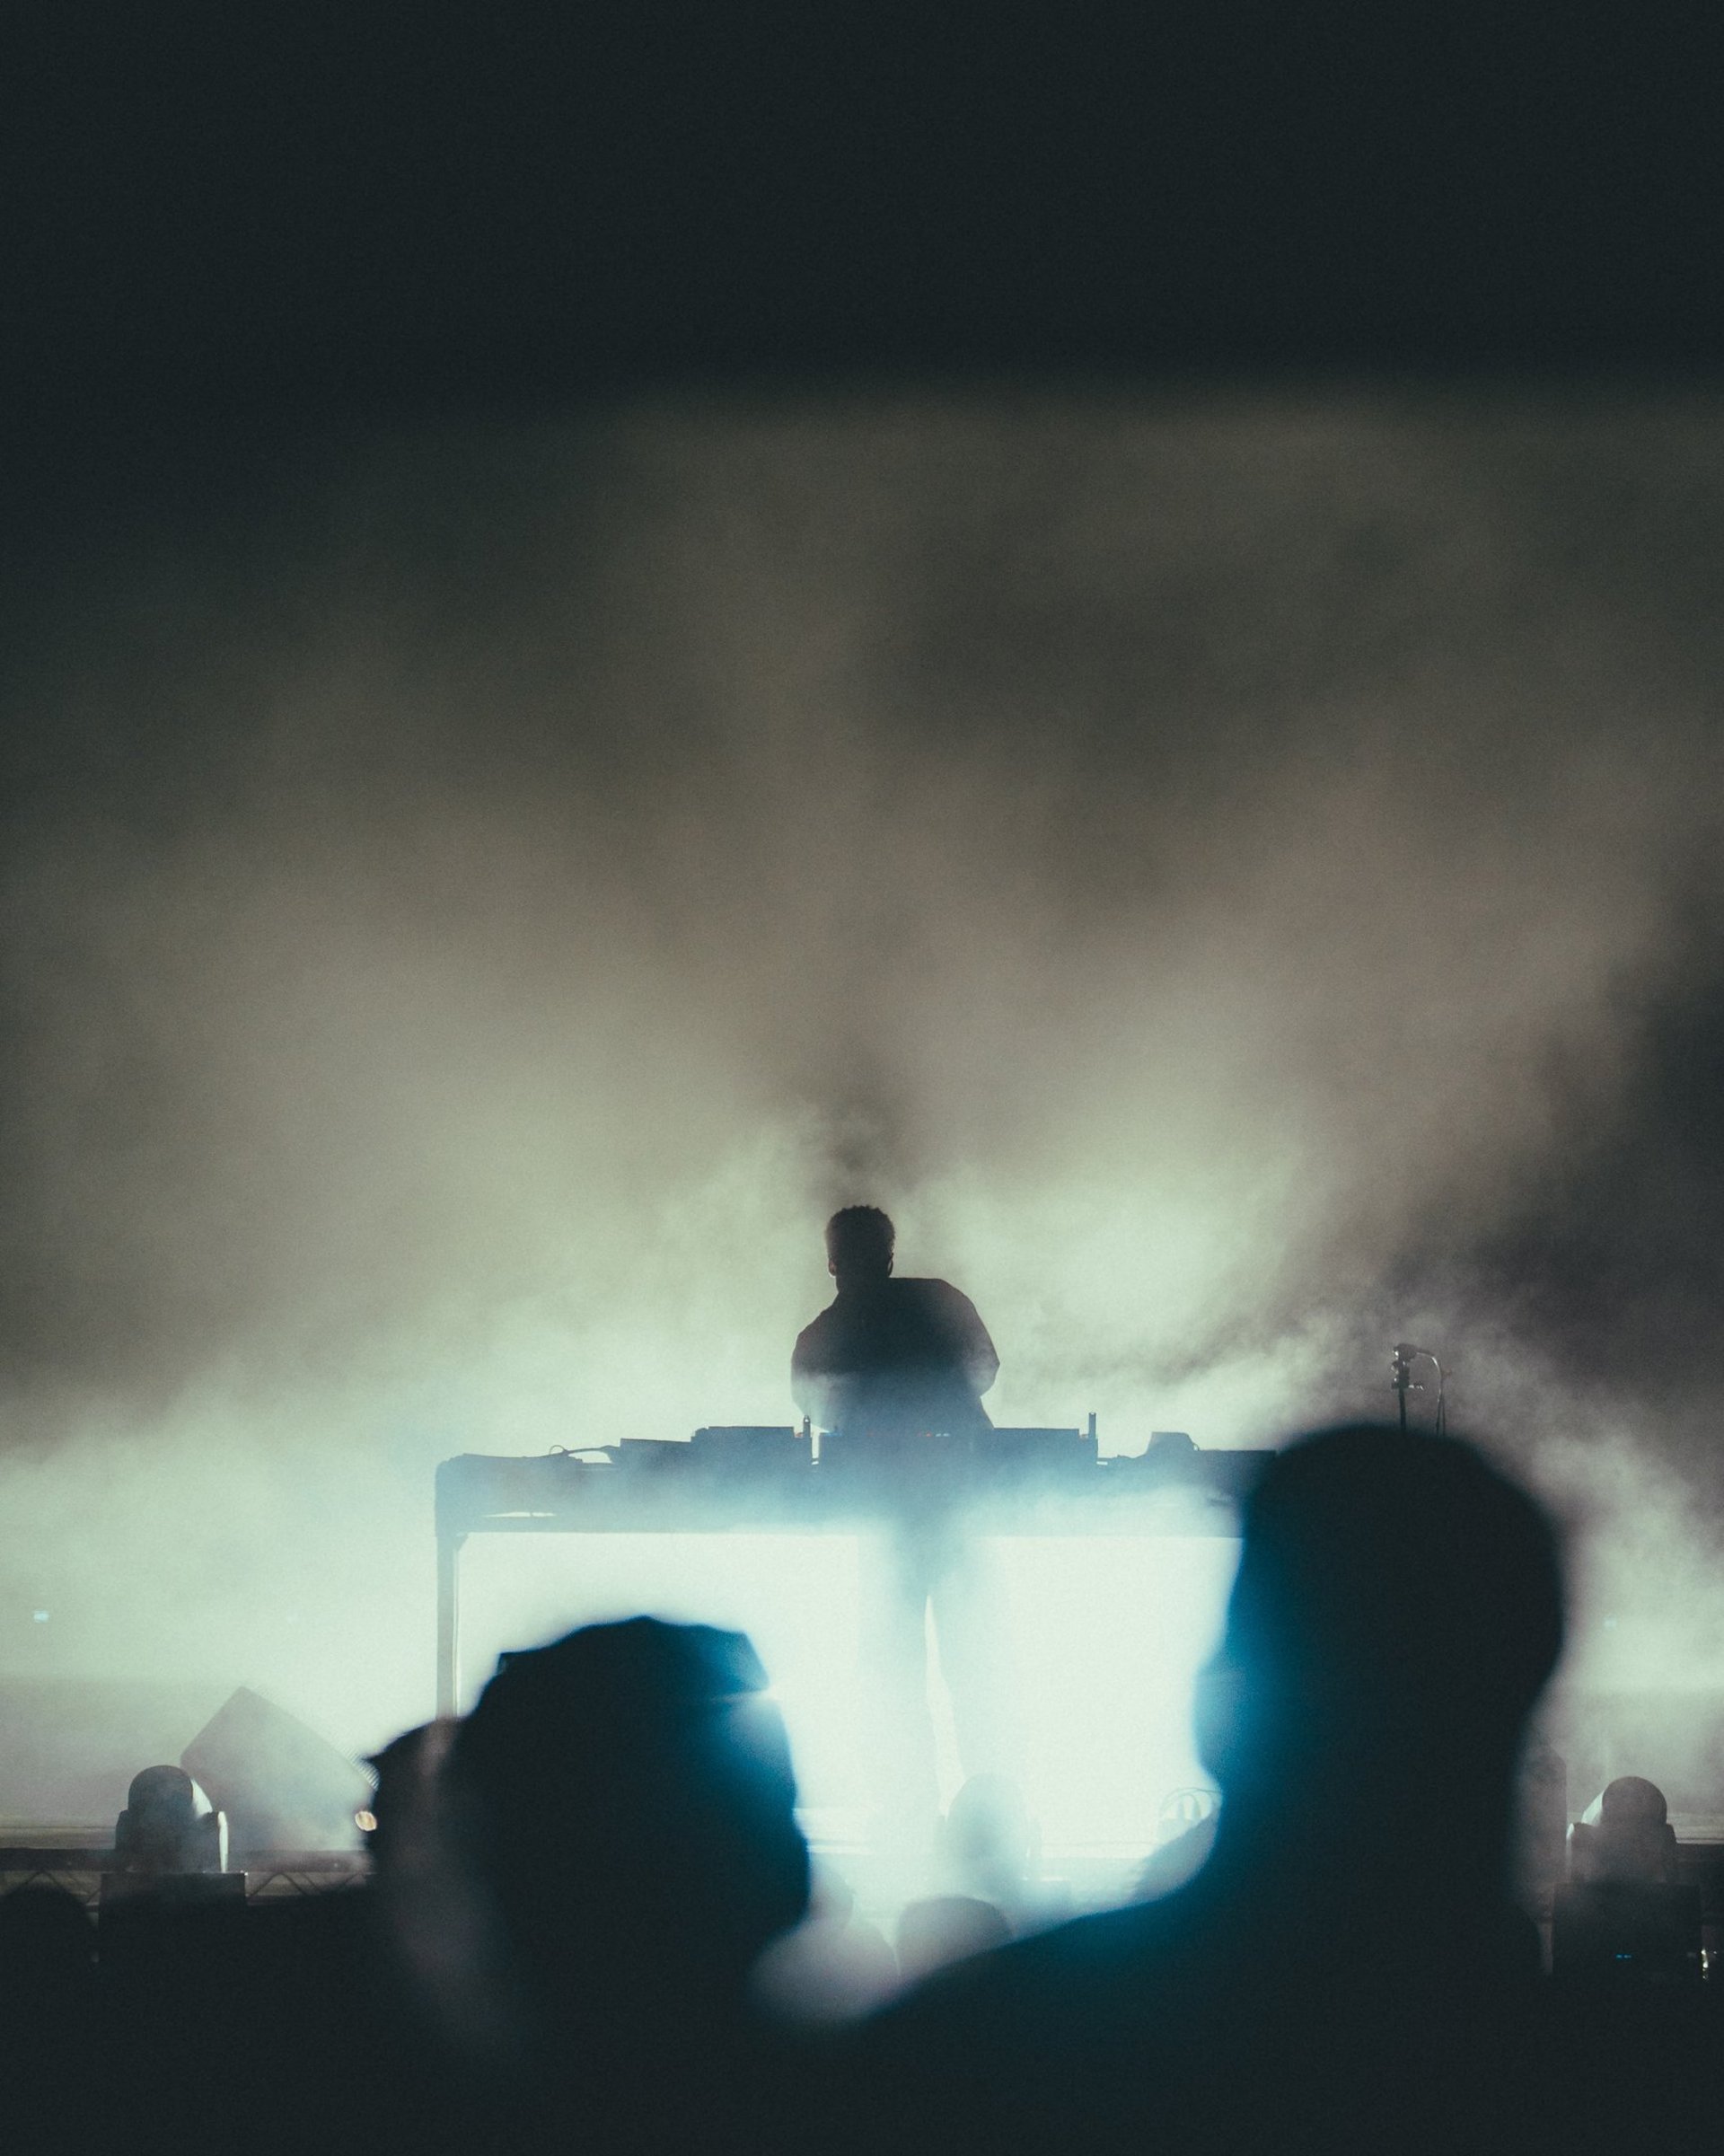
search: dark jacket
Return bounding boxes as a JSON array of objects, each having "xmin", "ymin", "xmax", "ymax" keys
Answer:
[{"xmin": 791, "ymin": 1277, "xmax": 998, "ymax": 1440}]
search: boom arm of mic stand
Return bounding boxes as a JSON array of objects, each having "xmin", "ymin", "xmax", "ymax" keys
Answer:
[{"xmin": 1390, "ymin": 1345, "xmax": 1444, "ymax": 1435}]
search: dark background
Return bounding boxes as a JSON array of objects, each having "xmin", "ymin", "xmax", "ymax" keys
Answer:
[{"xmin": 5, "ymin": 4, "xmax": 1720, "ymax": 476}]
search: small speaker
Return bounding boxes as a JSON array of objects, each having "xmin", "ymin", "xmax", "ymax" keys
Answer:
[
  {"xmin": 689, "ymin": 1426, "xmax": 811, "ymax": 1471},
  {"xmin": 180, "ymin": 1688, "xmax": 370, "ymax": 1855},
  {"xmin": 981, "ymin": 1428, "xmax": 1098, "ymax": 1479},
  {"xmin": 615, "ymin": 1438, "xmax": 699, "ymax": 1473}
]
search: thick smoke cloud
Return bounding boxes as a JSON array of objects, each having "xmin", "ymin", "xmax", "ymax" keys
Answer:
[{"xmin": 0, "ymin": 389, "xmax": 1720, "ymax": 1788}]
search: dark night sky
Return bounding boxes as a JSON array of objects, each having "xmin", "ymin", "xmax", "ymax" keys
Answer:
[{"xmin": 4, "ymin": 4, "xmax": 1720, "ymax": 470}]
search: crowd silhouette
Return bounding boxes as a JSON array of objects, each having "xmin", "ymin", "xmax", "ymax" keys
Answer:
[{"xmin": 2, "ymin": 1424, "xmax": 1717, "ymax": 2156}]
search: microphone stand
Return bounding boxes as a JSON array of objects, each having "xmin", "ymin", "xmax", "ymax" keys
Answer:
[{"xmin": 1389, "ymin": 1343, "xmax": 1447, "ymax": 1435}]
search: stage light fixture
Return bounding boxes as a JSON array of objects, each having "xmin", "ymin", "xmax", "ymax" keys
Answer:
[
  {"xmin": 111, "ymin": 1765, "xmax": 226, "ymax": 1876},
  {"xmin": 181, "ymin": 1687, "xmax": 371, "ymax": 1854},
  {"xmin": 1552, "ymin": 1777, "xmax": 1702, "ymax": 1984}
]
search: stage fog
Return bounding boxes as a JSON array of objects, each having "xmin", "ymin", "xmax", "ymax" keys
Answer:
[{"xmin": 1, "ymin": 389, "xmax": 1720, "ymax": 1835}]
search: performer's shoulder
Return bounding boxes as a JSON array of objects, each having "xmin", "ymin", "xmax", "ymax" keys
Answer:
[
  {"xmin": 894, "ymin": 1274, "xmax": 971, "ymax": 1304},
  {"xmin": 901, "ymin": 1276, "xmax": 984, "ymax": 1324},
  {"xmin": 792, "ymin": 1301, "xmax": 840, "ymax": 1357}
]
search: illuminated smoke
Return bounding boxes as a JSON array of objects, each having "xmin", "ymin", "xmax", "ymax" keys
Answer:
[{"xmin": 0, "ymin": 388, "xmax": 1719, "ymax": 1821}]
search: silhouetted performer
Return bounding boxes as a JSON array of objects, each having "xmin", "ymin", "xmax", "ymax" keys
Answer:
[
  {"xmin": 842, "ymin": 1425, "xmax": 1570, "ymax": 2156},
  {"xmin": 794, "ymin": 1207, "xmax": 1007, "ymax": 1847},
  {"xmin": 792, "ymin": 1206, "xmax": 998, "ymax": 1452}
]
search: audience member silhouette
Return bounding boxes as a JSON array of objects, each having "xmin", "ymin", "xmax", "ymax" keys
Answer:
[
  {"xmin": 0, "ymin": 1881, "xmax": 96, "ymax": 2019},
  {"xmin": 210, "ymin": 1724, "xmax": 468, "ymax": 2156},
  {"xmin": 22, "ymin": 1423, "xmax": 1720, "ymax": 2156},
  {"xmin": 0, "ymin": 1885, "xmax": 98, "ymax": 2155},
  {"xmin": 110, "ymin": 1626, "xmax": 811, "ymax": 2156},
  {"xmin": 937, "ymin": 1773, "xmax": 1064, "ymax": 1928},
  {"xmin": 119, "ymin": 1757, "xmax": 415, "ymax": 2156},
  {"xmin": 751, "ymin": 1866, "xmax": 901, "ymax": 2025},
  {"xmin": 443, "ymin": 1616, "xmax": 813, "ymax": 2153},
  {"xmin": 894, "ymin": 1894, "xmax": 1012, "ymax": 1984},
  {"xmin": 842, "ymin": 1424, "xmax": 1570, "ymax": 2156}
]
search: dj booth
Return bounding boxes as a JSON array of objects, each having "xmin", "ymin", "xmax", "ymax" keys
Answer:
[{"xmin": 434, "ymin": 1424, "xmax": 1271, "ymax": 1714}]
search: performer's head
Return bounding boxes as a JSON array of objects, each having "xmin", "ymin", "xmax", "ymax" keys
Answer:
[{"xmin": 825, "ymin": 1204, "xmax": 895, "ymax": 1286}]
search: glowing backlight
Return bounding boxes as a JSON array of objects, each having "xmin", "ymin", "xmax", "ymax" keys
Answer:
[{"xmin": 457, "ymin": 1527, "xmax": 1237, "ymax": 1850}]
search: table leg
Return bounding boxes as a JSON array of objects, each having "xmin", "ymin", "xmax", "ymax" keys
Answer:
[{"xmin": 436, "ymin": 1531, "xmax": 466, "ymax": 1719}]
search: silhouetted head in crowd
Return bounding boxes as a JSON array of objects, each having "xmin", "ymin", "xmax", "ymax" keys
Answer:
[
  {"xmin": 941, "ymin": 1774, "xmax": 1037, "ymax": 1908},
  {"xmin": 452, "ymin": 1617, "xmax": 809, "ymax": 2025},
  {"xmin": 1194, "ymin": 1425, "xmax": 1563, "ymax": 1902},
  {"xmin": 826, "ymin": 1205, "xmax": 895, "ymax": 1288},
  {"xmin": 365, "ymin": 1719, "xmax": 456, "ymax": 1882},
  {"xmin": 896, "ymin": 1895, "xmax": 1013, "ymax": 1986},
  {"xmin": 0, "ymin": 1883, "xmax": 95, "ymax": 2013}
]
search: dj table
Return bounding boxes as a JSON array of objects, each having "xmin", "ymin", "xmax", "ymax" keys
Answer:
[{"xmin": 434, "ymin": 1427, "xmax": 1271, "ymax": 1715}]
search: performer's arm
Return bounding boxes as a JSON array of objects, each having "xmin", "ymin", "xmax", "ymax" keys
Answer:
[
  {"xmin": 791, "ymin": 1320, "xmax": 832, "ymax": 1423},
  {"xmin": 965, "ymin": 1316, "xmax": 1000, "ymax": 1397},
  {"xmin": 934, "ymin": 1283, "xmax": 999, "ymax": 1396},
  {"xmin": 791, "ymin": 1348, "xmax": 814, "ymax": 1419}
]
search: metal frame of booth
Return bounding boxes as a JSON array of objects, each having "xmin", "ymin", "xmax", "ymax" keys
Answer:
[{"xmin": 434, "ymin": 1446, "xmax": 1267, "ymax": 1716}]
